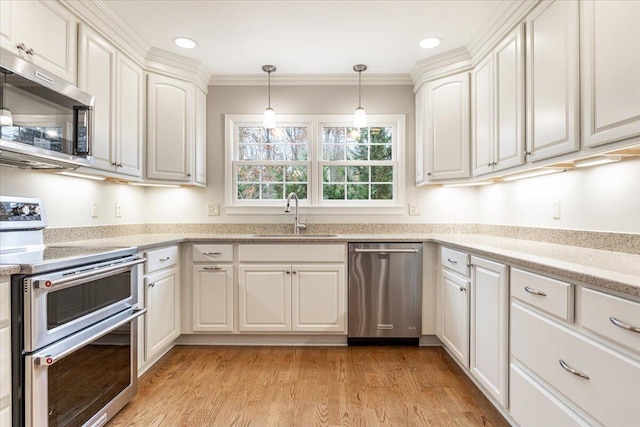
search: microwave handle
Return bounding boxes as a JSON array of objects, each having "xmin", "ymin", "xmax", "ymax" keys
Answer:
[
  {"xmin": 33, "ymin": 257, "xmax": 145, "ymax": 290},
  {"xmin": 73, "ymin": 105, "xmax": 92, "ymax": 156},
  {"xmin": 31, "ymin": 308, "xmax": 146, "ymax": 367}
]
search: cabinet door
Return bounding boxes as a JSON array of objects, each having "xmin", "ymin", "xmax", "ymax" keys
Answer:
[
  {"xmin": 8, "ymin": 0, "xmax": 78, "ymax": 83},
  {"xmin": 581, "ymin": 0, "xmax": 640, "ymax": 147},
  {"xmin": 292, "ymin": 264, "xmax": 346, "ymax": 333},
  {"xmin": 0, "ymin": 278, "xmax": 10, "ymax": 420},
  {"xmin": 192, "ymin": 265, "xmax": 233, "ymax": 332},
  {"xmin": 470, "ymin": 257, "xmax": 508, "ymax": 407},
  {"xmin": 116, "ymin": 54, "xmax": 144, "ymax": 177},
  {"xmin": 494, "ymin": 24, "xmax": 525, "ymax": 171},
  {"xmin": 472, "ymin": 55, "xmax": 494, "ymax": 177},
  {"xmin": 425, "ymin": 72, "xmax": 470, "ymax": 180},
  {"xmin": 78, "ymin": 25, "xmax": 116, "ymax": 172},
  {"xmin": 441, "ymin": 269, "xmax": 470, "ymax": 367},
  {"xmin": 526, "ymin": 0, "xmax": 579, "ymax": 162},
  {"xmin": 238, "ymin": 265, "xmax": 291, "ymax": 332},
  {"xmin": 194, "ymin": 88, "xmax": 207, "ymax": 186},
  {"xmin": 145, "ymin": 267, "xmax": 180, "ymax": 360},
  {"xmin": 147, "ymin": 73, "xmax": 195, "ymax": 182}
]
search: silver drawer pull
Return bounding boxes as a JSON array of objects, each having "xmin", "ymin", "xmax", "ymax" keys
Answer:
[
  {"xmin": 559, "ymin": 359, "xmax": 590, "ymax": 380},
  {"xmin": 203, "ymin": 252, "xmax": 223, "ymax": 256},
  {"xmin": 524, "ymin": 286, "xmax": 547, "ymax": 296},
  {"xmin": 609, "ymin": 316, "xmax": 640, "ymax": 334},
  {"xmin": 159, "ymin": 257, "xmax": 171, "ymax": 262},
  {"xmin": 447, "ymin": 258, "xmax": 458, "ymax": 264},
  {"xmin": 203, "ymin": 267, "xmax": 222, "ymax": 271}
]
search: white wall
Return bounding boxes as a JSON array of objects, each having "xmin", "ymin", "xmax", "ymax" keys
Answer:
[{"xmin": 477, "ymin": 157, "xmax": 640, "ymax": 233}]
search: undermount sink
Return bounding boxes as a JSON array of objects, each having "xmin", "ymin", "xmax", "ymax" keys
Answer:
[{"xmin": 252, "ymin": 233, "xmax": 338, "ymax": 238}]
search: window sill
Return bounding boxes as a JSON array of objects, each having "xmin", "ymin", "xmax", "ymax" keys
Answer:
[{"xmin": 224, "ymin": 205, "xmax": 407, "ymax": 216}]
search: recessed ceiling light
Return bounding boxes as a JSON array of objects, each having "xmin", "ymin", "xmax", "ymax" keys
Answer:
[
  {"xmin": 419, "ymin": 37, "xmax": 441, "ymax": 49},
  {"xmin": 173, "ymin": 37, "xmax": 198, "ymax": 49}
]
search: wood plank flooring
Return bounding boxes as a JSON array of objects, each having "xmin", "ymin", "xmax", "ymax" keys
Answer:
[{"xmin": 110, "ymin": 346, "xmax": 509, "ymax": 427}]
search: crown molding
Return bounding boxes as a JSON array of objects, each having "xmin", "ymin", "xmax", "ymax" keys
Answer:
[
  {"xmin": 146, "ymin": 48, "xmax": 210, "ymax": 92},
  {"xmin": 410, "ymin": 47, "xmax": 473, "ymax": 91},
  {"xmin": 209, "ymin": 73, "xmax": 413, "ymax": 86}
]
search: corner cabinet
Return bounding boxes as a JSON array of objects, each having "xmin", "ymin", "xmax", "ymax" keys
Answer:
[
  {"xmin": 416, "ymin": 72, "xmax": 470, "ymax": 183},
  {"xmin": 581, "ymin": 0, "xmax": 640, "ymax": 148},
  {"xmin": 0, "ymin": 0, "xmax": 77, "ymax": 83},
  {"xmin": 525, "ymin": 0, "xmax": 580, "ymax": 162},
  {"xmin": 146, "ymin": 73, "xmax": 207, "ymax": 186}
]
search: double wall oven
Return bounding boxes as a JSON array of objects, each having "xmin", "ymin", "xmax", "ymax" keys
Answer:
[{"xmin": 0, "ymin": 197, "xmax": 145, "ymax": 426}]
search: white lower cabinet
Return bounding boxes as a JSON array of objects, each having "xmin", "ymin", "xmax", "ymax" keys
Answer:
[
  {"xmin": 441, "ymin": 269, "xmax": 470, "ymax": 366},
  {"xmin": 0, "ymin": 277, "xmax": 10, "ymax": 423},
  {"xmin": 192, "ymin": 265, "xmax": 233, "ymax": 332},
  {"xmin": 239, "ymin": 264, "xmax": 291, "ymax": 332},
  {"xmin": 470, "ymin": 257, "xmax": 508, "ymax": 407}
]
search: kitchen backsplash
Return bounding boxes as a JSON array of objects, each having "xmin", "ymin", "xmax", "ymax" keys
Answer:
[{"xmin": 43, "ymin": 223, "xmax": 640, "ymax": 255}]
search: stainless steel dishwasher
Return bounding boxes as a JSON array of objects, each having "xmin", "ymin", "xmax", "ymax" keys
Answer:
[{"xmin": 348, "ymin": 242, "xmax": 423, "ymax": 345}]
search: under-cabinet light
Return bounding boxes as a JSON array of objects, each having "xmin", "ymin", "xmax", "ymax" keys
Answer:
[
  {"xmin": 129, "ymin": 182, "xmax": 180, "ymax": 188},
  {"xmin": 58, "ymin": 171, "xmax": 106, "ymax": 181},
  {"xmin": 501, "ymin": 168, "xmax": 565, "ymax": 182},
  {"xmin": 443, "ymin": 181, "xmax": 493, "ymax": 188},
  {"xmin": 573, "ymin": 156, "xmax": 622, "ymax": 168}
]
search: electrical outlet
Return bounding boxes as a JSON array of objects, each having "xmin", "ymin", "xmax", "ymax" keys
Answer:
[
  {"xmin": 91, "ymin": 202, "xmax": 99, "ymax": 218},
  {"xmin": 409, "ymin": 203, "xmax": 422, "ymax": 216},
  {"xmin": 552, "ymin": 200, "xmax": 561, "ymax": 219},
  {"xmin": 115, "ymin": 202, "xmax": 122, "ymax": 218},
  {"xmin": 207, "ymin": 204, "xmax": 220, "ymax": 216}
]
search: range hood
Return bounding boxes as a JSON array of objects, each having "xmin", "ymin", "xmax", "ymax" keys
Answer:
[{"xmin": 0, "ymin": 52, "xmax": 94, "ymax": 170}]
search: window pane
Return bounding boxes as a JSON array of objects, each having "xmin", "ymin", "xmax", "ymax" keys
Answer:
[
  {"xmin": 239, "ymin": 127, "xmax": 263, "ymax": 144},
  {"xmin": 261, "ymin": 183, "xmax": 284, "ymax": 199},
  {"xmin": 262, "ymin": 166, "xmax": 283, "ymax": 182},
  {"xmin": 294, "ymin": 127, "xmax": 308, "ymax": 144},
  {"xmin": 371, "ymin": 166, "xmax": 393, "ymax": 182},
  {"xmin": 371, "ymin": 184, "xmax": 393, "ymax": 200},
  {"xmin": 285, "ymin": 184, "xmax": 307, "ymax": 199},
  {"xmin": 322, "ymin": 127, "xmax": 345, "ymax": 144},
  {"xmin": 370, "ymin": 144, "xmax": 392, "ymax": 160},
  {"xmin": 346, "ymin": 144, "xmax": 368, "ymax": 161},
  {"xmin": 285, "ymin": 166, "xmax": 307, "ymax": 183},
  {"xmin": 347, "ymin": 184, "xmax": 369, "ymax": 200},
  {"xmin": 346, "ymin": 128, "xmax": 368, "ymax": 143},
  {"xmin": 238, "ymin": 184, "xmax": 260, "ymax": 199},
  {"xmin": 323, "ymin": 184, "xmax": 345, "ymax": 200},
  {"xmin": 285, "ymin": 144, "xmax": 308, "ymax": 161},
  {"xmin": 262, "ymin": 144, "xmax": 285, "ymax": 161},
  {"xmin": 370, "ymin": 127, "xmax": 392, "ymax": 144},
  {"xmin": 323, "ymin": 144, "xmax": 345, "ymax": 161},
  {"xmin": 323, "ymin": 166, "xmax": 345, "ymax": 183},
  {"xmin": 347, "ymin": 166, "xmax": 369, "ymax": 182},
  {"xmin": 239, "ymin": 144, "xmax": 262, "ymax": 160},
  {"xmin": 236, "ymin": 165, "xmax": 260, "ymax": 182}
]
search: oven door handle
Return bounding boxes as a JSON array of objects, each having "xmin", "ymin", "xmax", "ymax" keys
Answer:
[
  {"xmin": 30, "ymin": 308, "xmax": 146, "ymax": 367},
  {"xmin": 34, "ymin": 257, "xmax": 146, "ymax": 290}
]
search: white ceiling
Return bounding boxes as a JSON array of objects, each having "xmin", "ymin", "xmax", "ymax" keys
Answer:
[{"xmin": 103, "ymin": 0, "xmax": 505, "ymax": 76}]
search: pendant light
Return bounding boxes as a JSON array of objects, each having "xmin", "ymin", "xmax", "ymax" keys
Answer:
[
  {"xmin": 0, "ymin": 70, "xmax": 13, "ymax": 127},
  {"xmin": 353, "ymin": 64, "xmax": 367, "ymax": 128},
  {"xmin": 262, "ymin": 65, "xmax": 276, "ymax": 129}
]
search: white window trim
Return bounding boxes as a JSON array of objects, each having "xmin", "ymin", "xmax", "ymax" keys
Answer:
[{"xmin": 224, "ymin": 114, "xmax": 406, "ymax": 215}]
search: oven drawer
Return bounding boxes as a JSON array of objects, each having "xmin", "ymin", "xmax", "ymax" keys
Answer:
[
  {"xmin": 511, "ymin": 268, "xmax": 573, "ymax": 321},
  {"xmin": 511, "ymin": 302, "xmax": 640, "ymax": 427},
  {"xmin": 192, "ymin": 244, "xmax": 233, "ymax": 262},
  {"xmin": 145, "ymin": 246, "xmax": 179, "ymax": 273},
  {"xmin": 441, "ymin": 247, "xmax": 470, "ymax": 277}
]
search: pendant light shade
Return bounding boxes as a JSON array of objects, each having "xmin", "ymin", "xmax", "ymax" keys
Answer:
[
  {"xmin": 0, "ymin": 71, "xmax": 12, "ymax": 127},
  {"xmin": 353, "ymin": 64, "xmax": 367, "ymax": 128},
  {"xmin": 262, "ymin": 65, "xmax": 276, "ymax": 129}
]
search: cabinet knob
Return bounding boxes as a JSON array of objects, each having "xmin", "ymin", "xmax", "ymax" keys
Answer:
[
  {"xmin": 292, "ymin": 271, "xmax": 297, "ymax": 275},
  {"xmin": 26, "ymin": 48, "xmax": 35, "ymax": 56},
  {"xmin": 427, "ymin": 172, "xmax": 432, "ymax": 176},
  {"xmin": 148, "ymin": 282, "xmax": 155, "ymax": 287},
  {"xmin": 459, "ymin": 286, "xmax": 466, "ymax": 292},
  {"xmin": 487, "ymin": 163, "xmax": 492, "ymax": 167},
  {"xmin": 16, "ymin": 42, "xmax": 26, "ymax": 51},
  {"xmin": 286, "ymin": 271, "xmax": 291, "ymax": 274},
  {"xmin": 186, "ymin": 173, "xmax": 192, "ymax": 177}
]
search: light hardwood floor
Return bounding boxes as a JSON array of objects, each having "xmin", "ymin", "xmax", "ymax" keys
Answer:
[{"xmin": 110, "ymin": 346, "xmax": 509, "ymax": 426}]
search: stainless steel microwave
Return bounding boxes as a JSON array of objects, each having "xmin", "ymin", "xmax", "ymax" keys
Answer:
[{"xmin": 0, "ymin": 51, "xmax": 94, "ymax": 169}]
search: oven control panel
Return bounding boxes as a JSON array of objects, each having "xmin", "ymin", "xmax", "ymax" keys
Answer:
[{"xmin": 0, "ymin": 196, "xmax": 46, "ymax": 229}]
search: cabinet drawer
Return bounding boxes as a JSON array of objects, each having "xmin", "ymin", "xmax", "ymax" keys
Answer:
[
  {"xmin": 511, "ymin": 268, "xmax": 573, "ymax": 321},
  {"xmin": 510, "ymin": 364, "xmax": 589, "ymax": 427},
  {"xmin": 238, "ymin": 244, "xmax": 345, "ymax": 263},
  {"xmin": 441, "ymin": 247, "xmax": 470, "ymax": 277},
  {"xmin": 511, "ymin": 302, "xmax": 640, "ymax": 427},
  {"xmin": 579, "ymin": 288, "xmax": 640, "ymax": 354},
  {"xmin": 145, "ymin": 246, "xmax": 179, "ymax": 274},
  {"xmin": 192, "ymin": 244, "xmax": 233, "ymax": 262}
]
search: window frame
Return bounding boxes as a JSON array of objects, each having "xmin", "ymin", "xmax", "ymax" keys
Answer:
[{"xmin": 224, "ymin": 114, "xmax": 405, "ymax": 215}]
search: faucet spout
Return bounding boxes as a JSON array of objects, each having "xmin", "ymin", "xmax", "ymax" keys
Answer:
[{"xmin": 285, "ymin": 192, "xmax": 306, "ymax": 234}]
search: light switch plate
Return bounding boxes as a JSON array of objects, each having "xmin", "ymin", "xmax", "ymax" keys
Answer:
[
  {"xmin": 207, "ymin": 204, "xmax": 220, "ymax": 216},
  {"xmin": 91, "ymin": 202, "xmax": 99, "ymax": 218},
  {"xmin": 552, "ymin": 200, "xmax": 560, "ymax": 219},
  {"xmin": 115, "ymin": 202, "xmax": 122, "ymax": 218},
  {"xmin": 409, "ymin": 203, "xmax": 422, "ymax": 216}
]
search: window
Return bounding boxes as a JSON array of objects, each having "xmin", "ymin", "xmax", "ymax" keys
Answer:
[{"xmin": 225, "ymin": 114, "xmax": 404, "ymax": 213}]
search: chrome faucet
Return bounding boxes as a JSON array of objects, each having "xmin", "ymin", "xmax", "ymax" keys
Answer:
[{"xmin": 284, "ymin": 192, "xmax": 306, "ymax": 234}]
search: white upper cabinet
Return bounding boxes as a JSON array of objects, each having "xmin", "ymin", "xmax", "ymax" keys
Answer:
[
  {"xmin": 194, "ymin": 88, "xmax": 207, "ymax": 186},
  {"xmin": 146, "ymin": 73, "xmax": 195, "ymax": 182},
  {"xmin": 472, "ymin": 25, "xmax": 525, "ymax": 177},
  {"xmin": 525, "ymin": 0, "xmax": 580, "ymax": 162},
  {"xmin": 581, "ymin": 0, "xmax": 640, "ymax": 148},
  {"xmin": 1, "ymin": 0, "xmax": 78, "ymax": 83},
  {"xmin": 78, "ymin": 25, "xmax": 143, "ymax": 178},
  {"xmin": 420, "ymin": 72, "xmax": 470, "ymax": 181},
  {"xmin": 415, "ymin": 86, "xmax": 427, "ymax": 185}
]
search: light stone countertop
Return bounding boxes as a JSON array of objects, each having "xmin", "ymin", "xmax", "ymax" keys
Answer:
[{"xmin": 21, "ymin": 232, "xmax": 638, "ymax": 298}]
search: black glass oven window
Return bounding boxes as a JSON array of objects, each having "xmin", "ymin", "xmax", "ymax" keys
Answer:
[
  {"xmin": 46, "ymin": 271, "xmax": 131, "ymax": 330},
  {"xmin": 47, "ymin": 323, "xmax": 132, "ymax": 426}
]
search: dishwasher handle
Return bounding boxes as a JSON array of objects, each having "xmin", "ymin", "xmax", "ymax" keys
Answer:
[{"xmin": 353, "ymin": 248, "xmax": 419, "ymax": 254}]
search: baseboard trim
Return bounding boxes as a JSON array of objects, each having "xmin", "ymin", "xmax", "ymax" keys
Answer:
[{"xmin": 175, "ymin": 334, "xmax": 348, "ymax": 346}]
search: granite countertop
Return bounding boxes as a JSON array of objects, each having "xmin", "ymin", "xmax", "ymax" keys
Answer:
[{"xmin": 15, "ymin": 232, "xmax": 635, "ymax": 298}]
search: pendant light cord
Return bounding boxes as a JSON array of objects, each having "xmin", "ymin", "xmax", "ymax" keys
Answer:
[{"xmin": 358, "ymin": 71, "xmax": 362, "ymax": 108}]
